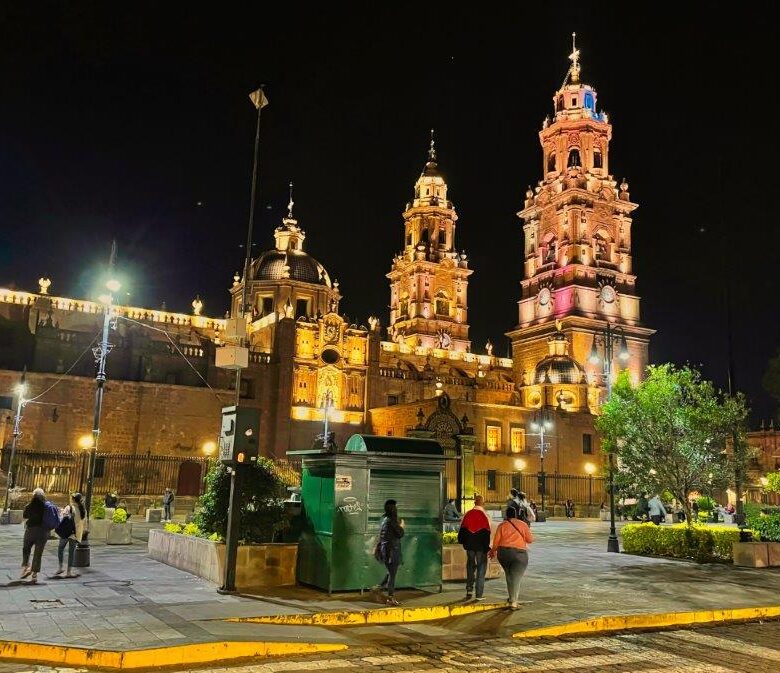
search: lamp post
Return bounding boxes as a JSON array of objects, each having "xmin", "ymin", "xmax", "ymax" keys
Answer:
[
  {"xmin": 1, "ymin": 373, "xmax": 27, "ymax": 518},
  {"xmin": 77, "ymin": 260, "xmax": 120, "ymax": 567},
  {"xmin": 588, "ymin": 322, "xmax": 630, "ymax": 553},
  {"xmin": 584, "ymin": 462, "xmax": 596, "ymax": 510},
  {"xmin": 530, "ymin": 410, "xmax": 553, "ymax": 518},
  {"xmin": 77, "ymin": 434, "xmax": 94, "ymax": 494}
]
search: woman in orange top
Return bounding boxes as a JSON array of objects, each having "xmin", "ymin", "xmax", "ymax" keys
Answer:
[{"xmin": 489, "ymin": 505, "xmax": 534, "ymax": 609}]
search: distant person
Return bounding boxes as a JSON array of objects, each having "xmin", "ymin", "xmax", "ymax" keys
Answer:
[
  {"xmin": 565, "ymin": 499, "xmax": 575, "ymax": 518},
  {"xmin": 691, "ymin": 499, "xmax": 699, "ymax": 519},
  {"xmin": 104, "ymin": 492, "xmax": 118, "ymax": 509},
  {"xmin": 374, "ymin": 499, "xmax": 404, "ymax": 606},
  {"xmin": 516, "ymin": 491, "xmax": 536, "ymax": 525},
  {"xmin": 55, "ymin": 493, "xmax": 86, "ymax": 577},
  {"xmin": 505, "ymin": 489, "xmax": 522, "ymax": 519},
  {"xmin": 21, "ymin": 488, "xmax": 60, "ymax": 583},
  {"xmin": 163, "ymin": 488, "xmax": 174, "ymax": 521},
  {"xmin": 443, "ymin": 499, "xmax": 461, "ymax": 531},
  {"xmin": 634, "ymin": 494, "xmax": 650, "ymax": 521},
  {"xmin": 489, "ymin": 506, "xmax": 534, "ymax": 610},
  {"xmin": 648, "ymin": 495, "xmax": 667, "ymax": 525},
  {"xmin": 457, "ymin": 495, "xmax": 491, "ymax": 601}
]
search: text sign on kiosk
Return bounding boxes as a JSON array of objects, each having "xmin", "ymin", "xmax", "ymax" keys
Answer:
[{"xmin": 219, "ymin": 405, "xmax": 260, "ymax": 464}]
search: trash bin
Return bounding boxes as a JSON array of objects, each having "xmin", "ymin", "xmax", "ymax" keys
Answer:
[{"xmin": 291, "ymin": 434, "xmax": 445, "ymax": 593}]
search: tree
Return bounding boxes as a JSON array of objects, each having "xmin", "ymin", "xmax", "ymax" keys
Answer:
[
  {"xmin": 762, "ymin": 349, "xmax": 780, "ymax": 420},
  {"xmin": 195, "ymin": 458, "xmax": 289, "ymax": 543},
  {"xmin": 596, "ymin": 364, "xmax": 749, "ymax": 525},
  {"xmin": 764, "ymin": 471, "xmax": 780, "ymax": 494}
]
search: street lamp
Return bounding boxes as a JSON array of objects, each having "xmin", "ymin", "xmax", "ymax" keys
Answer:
[
  {"xmin": 78, "ymin": 263, "xmax": 120, "ymax": 567},
  {"xmin": 530, "ymin": 410, "xmax": 553, "ymax": 519},
  {"xmin": 202, "ymin": 440, "xmax": 217, "ymax": 457},
  {"xmin": 588, "ymin": 321, "xmax": 630, "ymax": 553},
  {"xmin": 77, "ymin": 434, "xmax": 93, "ymax": 495},
  {"xmin": 584, "ymin": 462, "xmax": 596, "ymax": 508},
  {"xmin": 1, "ymin": 373, "xmax": 27, "ymax": 518}
]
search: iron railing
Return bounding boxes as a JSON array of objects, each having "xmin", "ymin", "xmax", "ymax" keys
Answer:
[{"xmin": 474, "ymin": 470, "xmax": 607, "ymax": 506}]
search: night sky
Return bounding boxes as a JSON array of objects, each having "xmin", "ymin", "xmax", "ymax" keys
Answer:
[{"xmin": 1, "ymin": 5, "xmax": 777, "ymax": 422}]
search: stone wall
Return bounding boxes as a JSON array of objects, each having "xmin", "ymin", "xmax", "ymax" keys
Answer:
[{"xmin": 148, "ymin": 529, "xmax": 298, "ymax": 589}]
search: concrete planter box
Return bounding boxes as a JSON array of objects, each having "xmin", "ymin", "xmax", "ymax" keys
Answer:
[
  {"xmin": 1, "ymin": 510, "xmax": 23, "ymax": 525},
  {"xmin": 733, "ymin": 542, "xmax": 770, "ymax": 568},
  {"xmin": 107, "ymin": 523, "xmax": 133, "ymax": 545},
  {"xmin": 145, "ymin": 508, "xmax": 163, "ymax": 523},
  {"xmin": 441, "ymin": 544, "xmax": 503, "ymax": 581},
  {"xmin": 148, "ymin": 529, "xmax": 297, "ymax": 590},
  {"xmin": 88, "ymin": 518, "xmax": 111, "ymax": 542},
  {"xmin": 767, "ymin": 542, "xmax": 780, "ymax": 567}
]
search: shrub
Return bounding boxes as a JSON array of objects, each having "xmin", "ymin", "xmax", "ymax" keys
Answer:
[
  {"xmin": 91, "ymin": 502, "xmax": 106, "ymax": 520},
  {"xmin": 195, "ymin": 458, "xmax": 289, "ymax": 543},
  {"xmin": 442, "ymin": 531, "xmax": 458, "ymax": 545},
  {"xmin": 744, "ymin": 502, "xmax": 780, "ymax": 542},
  {"xmin": 696, "ymin": 496, "xmax": 716, "ymax": 512},
  {"xmin": 622, "ymin": 523, "xmax": 747, "ymax": 563},
  {"xmin": 112, "ymin": 508, "xmax": 128, "ymax": 524},
  {"xmin": 182, "ymin": 522, "xmax": 202, "ymax": 537},
  {"xmin": 164, "ymin": 522, "xmax": 183, "ymax": 534}
]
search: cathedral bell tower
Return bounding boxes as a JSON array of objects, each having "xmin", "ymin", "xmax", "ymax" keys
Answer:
[
  {"xmin": 507, "ymin": 35, "xmax": 653, "ymax": 394},
  {"xmin": 387, "ymin": 133, "xmax": 472, "ymax": 352}
]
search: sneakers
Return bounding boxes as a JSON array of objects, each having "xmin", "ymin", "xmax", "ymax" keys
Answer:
[
  {"xmin": 508, "ymin": 601, "xmax": 519, "ymax": 610},
  {"xmin": 385, "ymin": 597, "xmax": 400, "ymax": 606},
  {"xmin": 465, "ymin": 593, "xmax": 473, "ymax": 600},
  {"xmin": 475, "ymin": 596, "xmax": 485, "ymax": 601},
  {"xmin": 29, "ymin": 572, "xmax": 38, "ymax": 584},
  {"xmin": 20, "ymin": 566, "xmax": 31, "ymax": 579},
  {"xmin": 65, "ymin": 570, "xmax": 80, "ymax": 578},
  {"xmin": 54, "ymin": 567, "xmax": 65, "ymax": 576}
]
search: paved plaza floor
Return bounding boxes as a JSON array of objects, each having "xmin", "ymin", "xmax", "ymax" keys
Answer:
[{"xmin": 1, "ymin": 519, "xmax": 779, "ymax": 656}]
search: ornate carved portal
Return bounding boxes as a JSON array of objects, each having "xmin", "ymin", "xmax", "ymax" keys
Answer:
[{"xmin": 424, "ymin": 393, "xmax": 464, "ymax": 503}]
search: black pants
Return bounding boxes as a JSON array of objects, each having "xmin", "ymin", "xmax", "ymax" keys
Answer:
[
  {"xmin": 380, "ymin": 548, "xmax": 400, "ymax": 595},
  {"xmin": 650, "ymin": 514, "xmax": 662, "ymax": 525},
  {"xmin": 22, "ymin": 526, "xmax": 49, "ymax": 573}
]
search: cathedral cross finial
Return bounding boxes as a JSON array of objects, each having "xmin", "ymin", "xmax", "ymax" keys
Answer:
[
  {"xmin": 287, "ymin": 181, "xmax": 295, "ymax": 219},
  {"xmin": 568, "ymin": 32, "xmax": 581, "ymax": 84},
  {"xmin": 428, "ymin": 128, "xmax": 436, "ymax": 162}
]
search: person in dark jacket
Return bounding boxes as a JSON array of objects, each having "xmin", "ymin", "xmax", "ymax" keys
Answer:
[
  {"xmin": 377, "ymin": 499, "xmax": 404, "ymax": 605},
  {"xmin": 457, "ymin": 495, "xmax": 491, "ymax": 600},
  {"xmin": 21, "ymin": 488, "xmax": 50, "ymax": 583}
]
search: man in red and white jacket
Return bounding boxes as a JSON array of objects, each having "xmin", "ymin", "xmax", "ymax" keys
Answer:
[{"xmin": 457, "ymin": 495, "xmax": 491, "ymax": 600}]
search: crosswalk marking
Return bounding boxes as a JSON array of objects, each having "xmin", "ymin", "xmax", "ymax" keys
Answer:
[
  {"xmin": 359, "ymin": 655, "xmax": 428, "ymax": 665},
  {"xmin": 664, "ymin": 630, "xmax": 780, "ymax": 661}
]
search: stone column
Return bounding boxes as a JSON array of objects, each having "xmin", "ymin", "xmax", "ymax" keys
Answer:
[{"xmin": 456, "ymin": 434, "xmax": 476, "ymax": 512}]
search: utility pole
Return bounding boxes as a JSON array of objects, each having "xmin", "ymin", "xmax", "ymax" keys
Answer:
[
  {"xmin": 1, "ymin": 371, "xmax": 27, "ymax": 519},
  {"xmin": 219, "ymin": 86, "xmax": 267, "ymax": 594}
]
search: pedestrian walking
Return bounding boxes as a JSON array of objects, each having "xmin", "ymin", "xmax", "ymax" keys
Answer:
[
  {"xmin": 373, "ymin": 499, "xmax": 404, "ymax": 606},
  {"xmin": 162, "ymin": 488, "xmax": 174, "ymax": 521},
  {"xmin": 505, "ymin": 488, "xmax": 521, "ymax": 518},
  {"xmin": 489, "ymin": 505, "xmax": 533, "ymax": 610},
  {"xmin": 443, "ymin": 498, "xmax": 461, "ymax": 523},
  {"xmin": 565, "ymin": 499, "xmax": 575, "ymax": 518},
  {"xmin": 516, "ymin": 492, "xmax": 536, "ymax": 524},
  {"xmin": 457, "ymin": 495, "xmax": 491, "ymax": 600},
  {"xmin": 20, "ymin": 488, "xmax": 60, "ymax": 583},
  {"xmin": 104, "ymin": 491, "xmax": 118, "ymax": 508},
  {"xmin": 648, "ymin": 494, "xmax": 667, "ymax": 525},
  {"xmin": 54, "ymin": 493, "xmax": 86, "ymax": 577}
]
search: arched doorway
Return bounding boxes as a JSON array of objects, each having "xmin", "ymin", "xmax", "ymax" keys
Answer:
[
  {"xmin": 424, "ymin": 394, "xmax": 462, "ymax": 502},
  {"xmin": 176, "ymin": 460, "xmax": 203, "ymax": 497}
]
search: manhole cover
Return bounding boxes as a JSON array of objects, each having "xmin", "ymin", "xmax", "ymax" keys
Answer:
[{"xmin": 82, "ymin": 579, "xmax": 133, "ymax": 587}]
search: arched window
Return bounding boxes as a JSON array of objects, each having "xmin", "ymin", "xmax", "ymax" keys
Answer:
[
  {"xmin": 421, "ymin": 229, "xmax": 429, "ymax": 244},
  {"xmin": 434, "ymin": 291, "xmax": 450, "ymax": 316},
  {"xmin": 547, "ymin": 153, "xmax": 556, "ymax": 173},
  {"xmin": 593, "ymin": 149, "xmax": 603, "ymax": 169},
  {"xmin": 438, "ymin": 230, "xmax": 446, "ymax": 245},
  {"xmin": 567, "ymin": 149, "xmax": 581, "ymax": 168},
  {"xmin": 593, "ymin": 233, "xmax": 608, "ymax": 260}
]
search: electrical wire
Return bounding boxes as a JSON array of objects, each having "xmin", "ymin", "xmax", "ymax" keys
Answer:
[
  {"xmin": 118, "ymin": 316, "xmax": 228, "ymax": 402},
  {"xmin": 24, "ymin": 330, "xmax": 102, "ymax": 405}
]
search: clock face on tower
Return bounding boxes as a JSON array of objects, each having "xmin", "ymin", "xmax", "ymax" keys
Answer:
[
  {"xmin": 600, "ymin": 285, "xmax": 616, "ymax": 304},
  {"xmin": 538, "ymin": 288, "xmax": 551, "ymax": 306}
]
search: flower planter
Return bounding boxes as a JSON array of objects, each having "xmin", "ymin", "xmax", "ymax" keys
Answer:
[
  {"xmin": 147, "ymin": 529, "xmax": 297, "ymax": 589},
  {"xmin": 88, "ymin": 518, "xmax": 110, "ymax": 542},
  {"xmin": 145, "ymin": 508, "xmax": 163, "ymax": 523},
  {"xmin": 768, "ymin": 542, "xmax": 780, "ymax": 567},
  {"xmin": 107, "ymin": 522, "xmax": 132, "ymax": 545},
  {"xmin": 441, "ymin": 544, "xmax": 503, "ymax": 581},
  {"xmin": 732, "ymin": 541, "xmax": 769, "ymax": 568},
  {"xmin": 1, "ymin": 510, "xmax": 23, "ymax": 525}
]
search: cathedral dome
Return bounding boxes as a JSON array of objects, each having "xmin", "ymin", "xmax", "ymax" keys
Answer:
[
  {"xmin": 253, "ymin": 248, "xmax": 332, "ymax": 287},
  {"xmin": 534, "ymin": 354, "xmax": 585, "ymax": 385}
]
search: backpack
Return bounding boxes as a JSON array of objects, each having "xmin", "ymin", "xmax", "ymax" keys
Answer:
[
  {"xmin": 55, "ymin": 509, "xmax": 76, "ymax": 539},
  {"xmin": 516, "ymin": 504, "xmax": 530, "ymax": 525},
  {"xmin": 42, "ymin": 501, "xmax": 61, "ymax": 531}
]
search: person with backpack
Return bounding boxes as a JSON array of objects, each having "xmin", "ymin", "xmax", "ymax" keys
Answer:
[
  {"xmin": 516, "ymin": 491, "xmax": 536, "ymax": 525},
  {"xmin": 374, "ymin": 499, "xmax": 404, "ymax": 606},
  {"xmin": 21, "ymin": 487, "xmax": 59, "ymax": 583},
  {"xmin": 489, "ymin": 505, "xmax": 534, "ymax": 610},
  {"xmin": 55, "ymin": 493, "xmax": 86, "ymax": 578},
  {"xmin": 457, "ymin": 494, "xmax": 491, "ymax": 600}
]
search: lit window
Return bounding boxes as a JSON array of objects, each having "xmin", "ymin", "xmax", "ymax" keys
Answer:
[
  {"xmin": 511, "ymin": 428, "xmax": 525, "ymax": 453},
  {"xmin": 486, "ymin": 424, "xmax": 502, "ymax": 451}
]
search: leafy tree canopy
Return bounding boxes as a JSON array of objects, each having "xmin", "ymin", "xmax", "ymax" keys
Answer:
[{"xmin": 596, "ymin": 364, "xmax": 749, "ymax": 523}]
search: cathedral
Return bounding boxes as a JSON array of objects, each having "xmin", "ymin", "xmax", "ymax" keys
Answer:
[{"xmin": 0, "ymin": 42, "xmax": 652, "ymax": 505}]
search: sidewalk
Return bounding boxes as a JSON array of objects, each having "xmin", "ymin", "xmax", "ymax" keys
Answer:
[{"xmin": 1, "ymin": 520, "xmax": 779, "ymax": 655}]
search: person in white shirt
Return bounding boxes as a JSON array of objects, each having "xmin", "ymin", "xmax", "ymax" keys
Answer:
[{"xmin": 647, "ymin": 495, "xmax": 667, "ymax": 525}]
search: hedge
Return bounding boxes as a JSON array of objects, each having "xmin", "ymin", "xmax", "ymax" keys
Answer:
[{"xmin": 622, "ymin": 523, "xmax": 747, "ymax": 563}]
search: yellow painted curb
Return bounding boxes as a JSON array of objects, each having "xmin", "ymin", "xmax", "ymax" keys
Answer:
[
  {"xmin": 228, "ymin": 601, "xmax": 505, "ymax": 627},
  {"xmin": 0, "ymin": 639, "xmax": 347, "ymax": 670},
  {"xmin": 513, "ymin": 605, "xmax": 780, "ymax": 639}
]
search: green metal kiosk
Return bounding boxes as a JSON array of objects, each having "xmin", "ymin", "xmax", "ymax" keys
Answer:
[{"xmin": 292, "ymin": 434, "xmax": 445, "ymax": 593}]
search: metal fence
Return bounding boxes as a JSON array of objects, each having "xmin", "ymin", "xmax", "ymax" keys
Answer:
[{"xmin": 475, "ymin": 470, "xmax": 607, "ymax": 506}]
